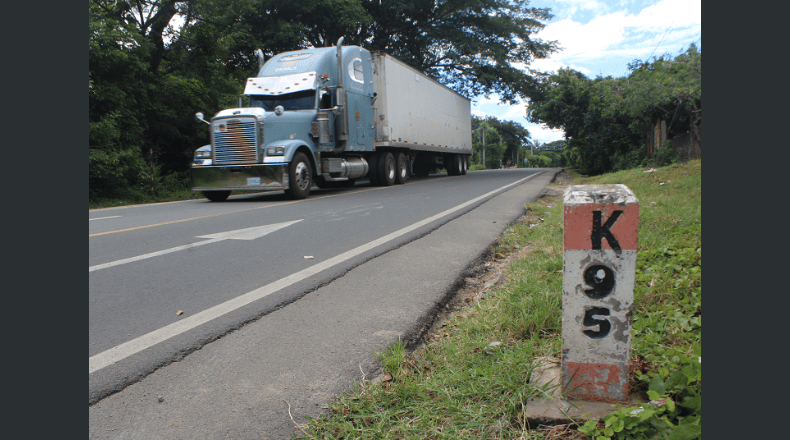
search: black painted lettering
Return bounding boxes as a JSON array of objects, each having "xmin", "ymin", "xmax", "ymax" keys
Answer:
[
  {"xmin": 583, "ymin": 307, "xmax": 611, "ymax": 339},
  {"xmin": 592, "ymin": 211, "xmax": 622, "ymax": 251},
  {"xmin": 583, "ymin": 265, "xmax": 615, "ymax": 299}
]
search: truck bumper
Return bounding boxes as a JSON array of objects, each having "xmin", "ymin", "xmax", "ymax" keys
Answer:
[{"xmin": 191, "ymin": 164, "xmax": 289, "ymax": 192}]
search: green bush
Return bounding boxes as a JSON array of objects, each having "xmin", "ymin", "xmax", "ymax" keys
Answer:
[
  {"xmin": 526, "ymin": 155, "xmax": 552, "ymax": 168},
  {"xmin": 610, "ymin": 148, "xmax": 646, "ymax": 172},
  {"xmin": 538, "ymin": 151, "xmax": 562, "ymax": 167}
]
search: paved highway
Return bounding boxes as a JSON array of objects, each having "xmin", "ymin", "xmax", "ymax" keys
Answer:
[{"xmin": 89, "ymin": 168, "xmax": 559, "ymax": 438}]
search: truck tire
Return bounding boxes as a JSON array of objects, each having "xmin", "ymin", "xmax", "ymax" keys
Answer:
[
  {"xmin": 378, "ymin": 152, "xmax": 396, "ymax": 186},
  {"xmin": 447, "ymin": 154, "xmax": 462, "ymax": 176},
  {"xmin": 394, "ymin": 152, "xmax": 409, "ymax": 184},
  {"xmin": 285, "ymin": 152, "xmax": 312, "ymax": 200},
  {"xmin": 203, "ymin": 191, "xmax": 230, "ymax": 202},
  {"xmin": 460, "ymin": 155, "xmax": 468, "ymax": 175},
  {"xmin": 365, "ymin": 153, "xmax": 379, "ymax": 186}
]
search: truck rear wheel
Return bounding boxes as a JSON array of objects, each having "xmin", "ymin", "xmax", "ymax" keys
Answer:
[
  {"xmin": 285, "ymin": 152, "xmax": 312, "ymax": 200},
  {"xmin": 394, "ymin": 152, "xmax": 409, "ymax": 184},
  {"xmin": 460, "ymin": 155, "xmax": 468, "ymax": 175},
  {"xmin": 203, "ymin": 191, "xmax": 231, "ymax": 202},
  {"xmin": 378, "ymin": 152, "xmax": 396, "ymax": 186},
  {"xmin": 447, "ymin": 154, "xmax": 463, "ymax": 176}
]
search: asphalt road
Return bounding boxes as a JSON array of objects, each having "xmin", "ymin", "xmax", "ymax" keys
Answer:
[{"xmin": 89, "ymin": 168, "xmax": 560, "ymax": 439}]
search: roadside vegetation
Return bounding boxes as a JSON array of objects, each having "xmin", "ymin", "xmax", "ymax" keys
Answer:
[
  {"xmin": 296, "ymin": 160, "xmax": 701, "ymax": 439},
  {"xmin": 89, "ymin": 0, "xmax": 558, "ymax": 204},
  {"xmin": 528, "ymin": 46, "xmax": 701, "ymax": 176}
]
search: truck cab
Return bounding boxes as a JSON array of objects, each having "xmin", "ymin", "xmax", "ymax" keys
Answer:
[{"xmin": 192, "ymin": 40, "xmax": 375, "ymax": 201}]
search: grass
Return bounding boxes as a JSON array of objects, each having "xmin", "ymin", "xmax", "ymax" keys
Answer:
[
  {"xmin": 296, "ymin": 160, "xmax": 702, "ymax": 439},
  {"xmin": 89, "ymin": 187, "xmax": 202, "ymax": 209}
]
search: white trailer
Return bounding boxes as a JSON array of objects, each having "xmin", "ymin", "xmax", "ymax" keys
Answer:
[{"xmin": 371, "ymin": 53, "xmax": 472, "ymax": 177}]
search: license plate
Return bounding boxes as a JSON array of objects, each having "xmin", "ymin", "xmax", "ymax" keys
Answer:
[{"xmin": 247, "ymin": 177, "xmax": 261, "ymax": 186}]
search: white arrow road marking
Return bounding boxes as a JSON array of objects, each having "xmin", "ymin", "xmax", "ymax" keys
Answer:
[
  {"xmin": 89, "ymin": 172, "xmax": 540, "ymax": 374},
  {"xmin": 89, "ymin": 220, "xmax": 303, "ymax": 272}
]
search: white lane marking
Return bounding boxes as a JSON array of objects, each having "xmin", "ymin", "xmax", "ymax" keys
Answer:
[
  {"xmin": 89, "ymin": 173, "xmax": 540, "ymax": 373},
  {"xmin": 89, "ymin": 220, "xmax": 303, "ymax": 273},
  {"xmin": 90, "ymin": 216, "xmax": 122, "ymax": 221}
]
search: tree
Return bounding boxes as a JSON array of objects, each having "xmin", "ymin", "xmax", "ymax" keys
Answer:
[
  {"xmin": 606, "ymin": 44, "xmax": 702, "ymax": 153},
  {"xmin": 89, "ymin": 0, "xmax": 558, "ymax": 199},
  {"xmin": 358, "ymin": 0, "xmax": 558, "ymax": 103},
  {"xmin": 482, "ymin": 117, "xmax": 531, "ymax": 166},
  {"xmin": 89, "ymin": 0, "xmax": 246, "ymax": 198},
  {"xmin": 527, "ymin": 45, "xmax": 701, "ymax": 175},
  {"xmin": 471, "ymin": 118, "xmax": 508, "ymax": 169},
  {"xmin": 89, "ymin": 0, "xmax": 151, "ymax": 197}
]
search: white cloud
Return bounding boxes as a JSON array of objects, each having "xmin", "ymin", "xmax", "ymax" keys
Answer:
[
  {"xmin": 535, "ymin": 0, "xmax": 701, "ymax": 67},
  {"xmin": 531, "ymin": 57, "xmax": 593, "ymax": 76},
  {"xmin": 471, "ymin": 108, "xmax": 487, "ymax": 118},
  {"xmin": 525, "ymin": 122, "xmax": 566, "ymax": 144}
]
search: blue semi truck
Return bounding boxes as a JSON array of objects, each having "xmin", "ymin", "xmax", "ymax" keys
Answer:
[{"xmin": 191, "ymin": 37, "xmax": 472, "ymax": 201}]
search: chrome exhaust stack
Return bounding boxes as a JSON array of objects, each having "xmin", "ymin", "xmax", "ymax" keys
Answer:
[{"xmin": 334, "ymin": 37, "xmax": 349, "ymax": 152}]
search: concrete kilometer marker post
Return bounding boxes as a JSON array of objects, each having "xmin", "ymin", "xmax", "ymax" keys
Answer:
[
  {"xmin": 88, "ymin": 220, "xmax": 304, "ymax": 272},
  {"xmin": 562, "ymin": 185, "xmax": 639, "ymax": 401}
]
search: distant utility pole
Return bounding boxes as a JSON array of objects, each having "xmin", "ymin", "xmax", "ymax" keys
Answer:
[
  {"xmin": 499, "ymin": 135, "xmax": 502, "ymax": 167},
  {"xmin": 516, "ymin": 146, "xmax": 519, "ymax": 168},
  {"xmin": 478, "ymin": 128, "xmax": 486, "ymax": 167}
]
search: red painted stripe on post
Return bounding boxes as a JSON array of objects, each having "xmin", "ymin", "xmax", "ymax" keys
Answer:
[
  {"xmin": 565, "ymin": 362, "xmax": 627, "ymax": 401},
  {"xmin": 564, "ymin": 204, "xmax": 639, "ymax": 251}
]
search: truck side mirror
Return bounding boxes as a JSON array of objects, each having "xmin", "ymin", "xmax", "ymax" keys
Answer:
[{"xmin": 194, "ymin": 112, "xmax": 210, "ymax": 125}]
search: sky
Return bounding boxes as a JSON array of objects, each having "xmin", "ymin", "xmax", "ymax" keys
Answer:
[{"xmin": 471, "ymin": 0, "xmax": 702, "ymax": 144}]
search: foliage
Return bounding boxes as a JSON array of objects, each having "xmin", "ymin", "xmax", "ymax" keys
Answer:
[
  {"xmin": 525, "ymin": 154, "xmax": 552, "ymax": 168},
  {"xmin": 472, "ymin": 115, "xmax": 532, "ymax": 168},
  {"xmin": 537, "ymin": 151, "xmax": 561, "ymax": 166},
  {"xmin": 577, "ymin": 349, "xmax": 701, "ymax": 440},
  {"xmin": 89, "ymin": 0, "xmax": 242, "ymax": 200},
  {"xmin": 471, "ymin": 119, "xmax": 505, "ymax": 169},
  {"xmin": 357, "ymin": 0, "xmax": 558, "ymax": 103},
  {"xmin": 528, "ymin": 45, "xmax": 701, "ymax": 175},
  {"xmin": 89, "ymin": 0, "xmax": 557, "ymax": 203}
]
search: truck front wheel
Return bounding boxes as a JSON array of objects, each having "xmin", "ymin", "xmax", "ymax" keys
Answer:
[
  {"xmin": 203, "ymin": 191, "xmax": 231, "ymax": 202},
  {"xmin": 286, "ymin": 152, "xmax": 313, "ymax": 200}
]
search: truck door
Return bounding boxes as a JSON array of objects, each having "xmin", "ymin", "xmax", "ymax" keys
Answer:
[{"xmin": 343, "ymin": 48, "xmax": 375, "ymax": 151}]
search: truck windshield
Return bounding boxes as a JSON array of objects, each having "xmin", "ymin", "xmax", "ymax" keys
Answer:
[{"xmin": 249, "ymin": 90, "xmax": 316, "ymax": 111}]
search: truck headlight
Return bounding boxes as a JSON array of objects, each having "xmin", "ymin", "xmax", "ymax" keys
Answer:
[
  {"xmin": 267, "ymin": 146, "xmax": 285, "ymax": 156},
  {"xmin": 195, "ymin": 150, "xmax": 211, "ymax": 159}
]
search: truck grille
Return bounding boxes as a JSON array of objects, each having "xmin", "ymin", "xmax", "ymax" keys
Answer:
[{"xmin": 213, "ymin": 119, "xmax": 259, "ymax": 164}]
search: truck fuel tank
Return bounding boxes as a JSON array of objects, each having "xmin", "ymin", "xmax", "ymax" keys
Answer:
[{"xmin": 322, "ymin": 157, "xmax": 368, "ymax": 180}]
